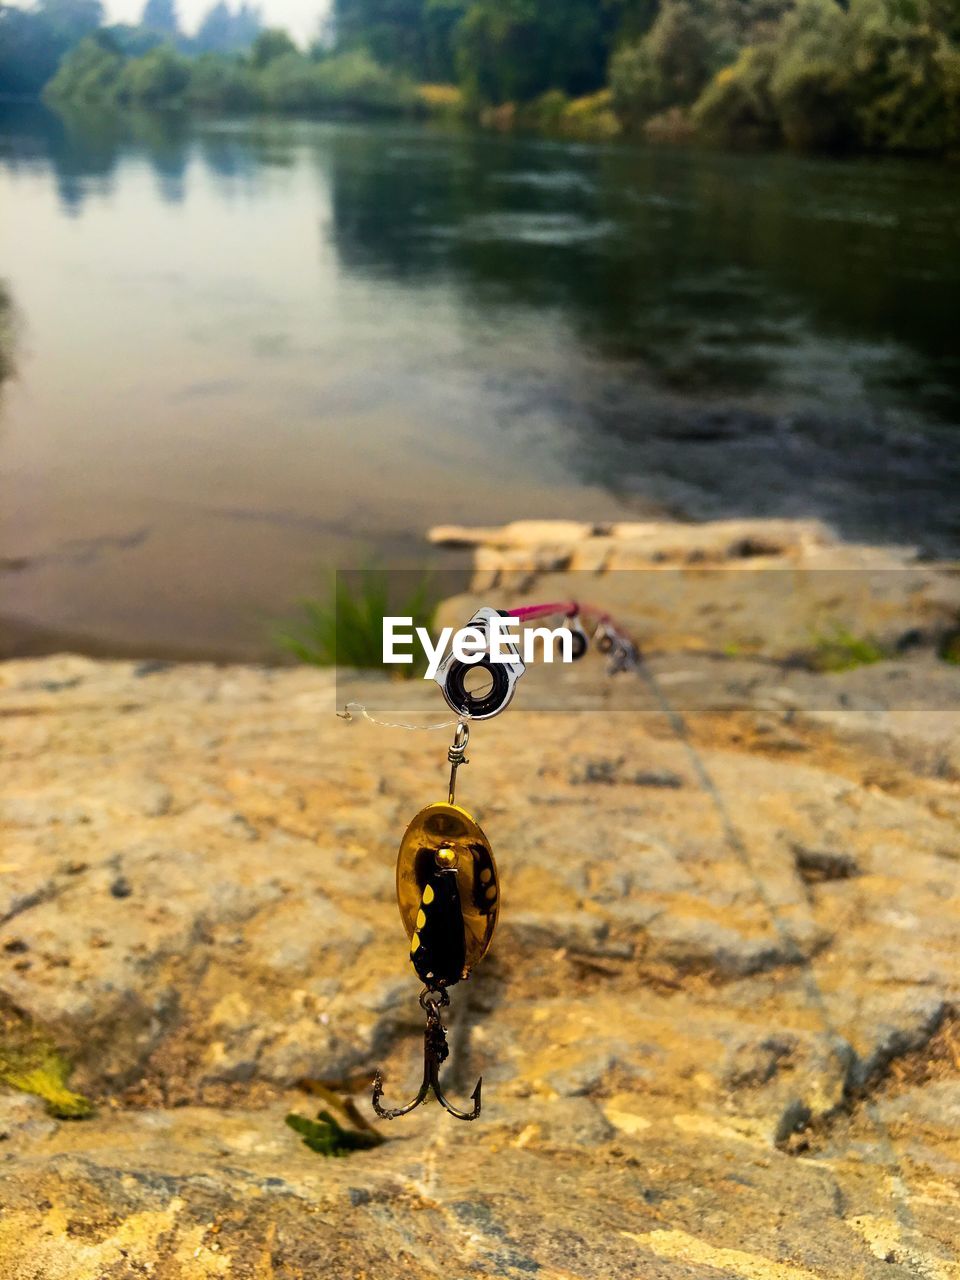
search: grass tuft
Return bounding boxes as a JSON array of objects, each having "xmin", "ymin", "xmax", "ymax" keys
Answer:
[
  {"xmin": 809, "ymin": 626, "xmax": 887, "ymax": 673},
  {"xmin": 0, "ymin": 281, "xmax": 14, "ymax": 386},
  {"xmin": 939, "ymin": 630, "xmax": 960, "ymax": 666},
  {"xmin": 277, "ymin": 570, "xmax": 437, "ymax": 675}
]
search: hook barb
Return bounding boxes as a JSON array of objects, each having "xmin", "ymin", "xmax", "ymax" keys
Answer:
[
  {"xmin": 434, "ymin": 1073, "xmax": 482, "ymax": 1121},
  {"xmin": 371, "ymin": 992, "xmax": 482, "ymax": 1122}
]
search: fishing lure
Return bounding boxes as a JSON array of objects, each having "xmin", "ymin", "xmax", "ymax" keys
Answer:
[
  {"xmin": 369, "ymin": 601, "xmax": 638, "ymax": 1121},
  {"xmin": 371, "ymin": 720, "xmax": 495, "ymax": 1120}
]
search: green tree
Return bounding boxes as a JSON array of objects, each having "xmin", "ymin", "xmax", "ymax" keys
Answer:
[
  {"xmin": 102, "ymin": 22, "xmax": 164, "ymax": 55},
  {"xmin": 0, "ymin": 0, "xmax": 105, "ymax": 96},
  {"xmin": 695, "ymin": 0, "xmax": 799, "ymax": 56},
  {"xmin": 44, "ymin": 33, "xmax": 124, "ymax": 102},
  {"xmin": 312, "ymin": 47, "xmax": 416, "ymax": 108},
  {"xmin": 250, "ymin": 26, "xmax": 297, "ymax": 66},
  {"xmin": 194, "ymin": 0, "xmax": 259, "ymax": 52},
  {"xmin": 187, "ymin": 51, "xmax": 258, "ymax": 105},
  {"xmin": 455, "ymin": 0, "xmax": 618, "ymax": 104},
  {"xmin": 36, "ymin": 0, "xmax": 103, "ymax": 44},
  {"xmin": 27, "ymin": 0, "xmax": 960, "ymax": 155},
  {"xmin": 0, "ymin": 4, "xmax": 66, "ymax": 95},
  {"xmin": 194, "ymin": 0, "xmax": 231, "ymax": 50},
  {"xmin": 423, "ymin": 0, "xmax": 468, "ymax": 80},
  {"xmin": 258, "ymin": 51, "xmax": 322, "ymax": 107},
  {"xmin": 117, "ymin": 42, "xmax": 190, "ymax": 103},
  {"xmin": 649, "ymin": 1, "xmax": 714, "ymax": 101},
  {"xmin": 846, "ymin": 0, "xmax": 958, "ymax": 149},
  {"xmin": 691, "ymin": 42, "xmax": 781, "ymax": 144},
  {"xmin": 922, "ymin": 0, "xmax": 960, "ymax": 42},
  {"xmin": 231, "ymin": 1, "xmax": 261, "ymax": 47},
  {"xmin": 332, "ymin": 0, "xmax": 452, "ymax": 78},
  {"xmin": 768, "ymin": 0, "xmax": 853, "ymax": 148},
  {"xmin": 259, "ymin": 47, "xmax": 415, "ymax": 111},
  {"xmin": 613, "ymin": 0, "xmax": 663, "ymax": 43},
  {"xmin": 140, "ymin": 0, "xmax": 178, "ymax": 36},
  {"xmin": 609, "ymin": 40, "xmax": 662, "ymax": 126},
  {"xmin": 610, "ymin": 1, "xmax": 715, "ymax": 128}
]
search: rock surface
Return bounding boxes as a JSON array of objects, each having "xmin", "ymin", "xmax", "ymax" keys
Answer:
[
  {"xmin": 431, "ymin": 516, "xmax": 960, "ymax": 662},
  {"xmin": 1, "ymin": 519, "xmax": 959, "ymax": 1278}
]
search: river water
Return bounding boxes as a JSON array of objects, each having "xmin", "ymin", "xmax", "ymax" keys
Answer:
[{"xmin": 1, "ymin": 105, "xmax": 958, "ymax": 659}]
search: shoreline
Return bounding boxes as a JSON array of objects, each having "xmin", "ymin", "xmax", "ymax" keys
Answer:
[
  {"xmin": 0, "ymin": 612, "xmax": 286, "ymax": 667},
  {"xmin": 7, "ymin": 95, "xmax": 959, "ymax": 164},
  {"xmin": 4, "ymin": 516, "xmax": 959, "ymax": 667}
]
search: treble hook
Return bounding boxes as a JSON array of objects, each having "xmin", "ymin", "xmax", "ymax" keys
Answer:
[{"xmin": 372, "ymin": 988, "xmax": 482, "ymax": 1121}]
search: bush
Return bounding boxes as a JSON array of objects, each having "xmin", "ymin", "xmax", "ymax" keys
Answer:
[
  {"xmin": 47, "ymin": 41, "xmax": 417, "ymax": 117},
  {"xmin": 517, "ymin": 87, "xmax": 620, "ymax": 137},
  {"xmin": 117, "ymin": 44, "xmax": 190, "ymax": 106},
  {"xmin": 259, "ymin": 48, "xmax": 415, "ymax": 112},
  {"xmin": 525, "ymin": 88, "xmax": 570, "ymax": 132},
  {"xmin": 38, "ymin": 0, "xmax": 960, "ymax": 153},
  {"xmin": 648, "ymin": 1, "xmax": 715, "ymax": 104},
  {"xmin": 610, "ymin": 1, "xmax": 715, "ymax": 131},
  {"xmin": 44, "ymin": 35, "xmax": 123, "ymax": 103},
  {"xmin": 186, "ymin": 53, "xmax": 259, "ymax": 109},
  {"xmin": 643, "ymin": 104, "xmax": 697, "ymax": 142},
  {"xmin": 416, "ymin": 82, "xmax": 465, "ymax": 115},
  {"xmin": 0, "ymin": 280, "xmax": 14, "ymax": 387},
  {"xmin": 258, "ymin": 52, "xmax": 321, "ymax": 109},
  {"xmin": 311, "ymin": 48, "xmax": 417, "ymax": 111},
  {"xmin": 769, "ymin": 0, "xmax": 853, "ymax": 148},
  {"xmin": 924, "ymin": 0, "xmax": 960, "ymax": 43},
  {"xmin": 692, "ymin": 44, "xmax": 781, "ymax": 146},
  {"xmin": 939, "ymin": 40, "xmax": 960, "ymax": 147},
  {"xmin": 250, "ymin": 28, "xmax": 297, "ymax": 69},
  {"xmin": 692, "ymin": 0, "xmax": 960, "ymax": 153},
  {"xmin": 846, "ymin": 0, "xmax": 959, "ymax": 150},
  {"xmin": 560, "ymin": 89, "xmax": 621, "ymax": 139},
  {"xmin": 609, "ymin": 40, "xmax": 662, "ymax": 129},
  {"xmin": 101, "ymin": 22, "xmax": 164, "ymax": 58}
]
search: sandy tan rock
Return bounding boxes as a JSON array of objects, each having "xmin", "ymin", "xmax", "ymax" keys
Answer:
[
  {"xmin": 431, "ymin": 517, "xmax": 960, "ymax": 660},
  {"xmin": 1, "ymin": 527, "xmax": 959, "ymax": 1275},
  {"xmin": 429, "ymin": 518, "xmax": 603, "ymax": 548}
]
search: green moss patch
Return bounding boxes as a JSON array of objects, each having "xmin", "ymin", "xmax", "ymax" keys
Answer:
[
  {"xmin": 285, "ymin": 1109, "xmax": 383, "ymax": 1156},
  {"xmin": 0, "ymin": 1003, "xmax": 92, "ymax": 1118},
  {"xmin": 809, "ymin": 627, "xmax": 887, "ymax": 673}
]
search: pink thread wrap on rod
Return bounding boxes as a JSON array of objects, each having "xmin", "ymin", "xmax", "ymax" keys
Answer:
[
  {"xmin": 506, "ymin": 602, "xmax": 577, "ymax": 621},
  {"xmin": 506, "ymin": 602, "xmax": 613, "ymax": 623}
]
